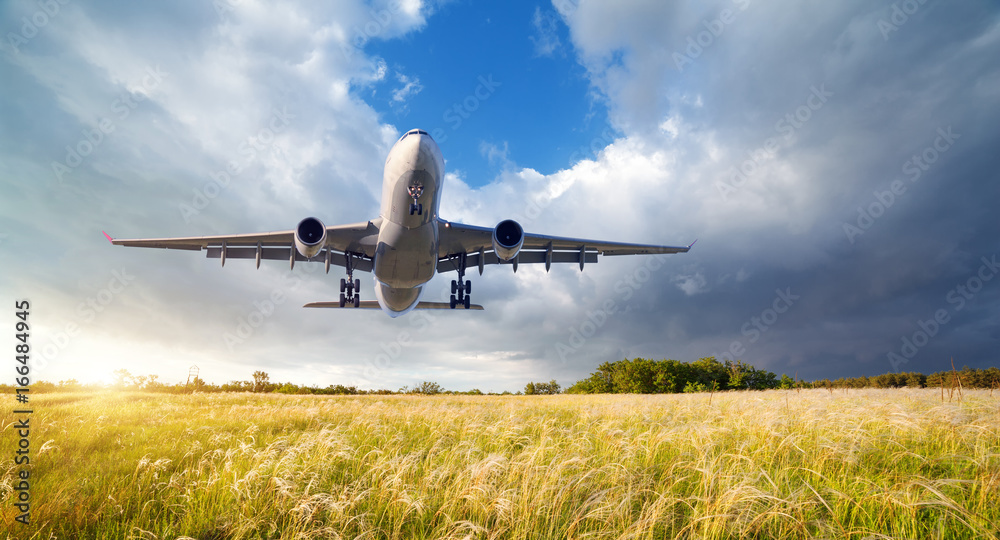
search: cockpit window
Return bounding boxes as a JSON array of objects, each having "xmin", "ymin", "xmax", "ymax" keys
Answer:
[{"xmin": 399, "ymin": 129, "xmax": 431, "ymax": 142}]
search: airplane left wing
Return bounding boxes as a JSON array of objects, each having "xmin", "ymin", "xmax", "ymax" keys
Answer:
[
  {"xmin": 436, "ymin": 220, "xmax": 692, "ymax": 274},
  {"xmin": 106, "ymin": 219, "xmax": 382, "ymax": 272},
  {"xmin": 304, "ymin": 300, "xmax": 483, "ymax": 310}
]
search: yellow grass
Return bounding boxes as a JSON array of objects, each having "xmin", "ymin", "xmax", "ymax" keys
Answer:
[{"xmin": 2, "ymin": 389, "xmax": 998, "ymax": 539}]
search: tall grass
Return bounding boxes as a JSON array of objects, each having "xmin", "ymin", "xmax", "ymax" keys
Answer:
[{"xmin": 2, "ymin": 389, "xmax": 998, "ymax": 539}]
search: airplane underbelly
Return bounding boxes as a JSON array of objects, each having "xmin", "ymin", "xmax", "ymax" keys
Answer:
[
  {"xmin": 374, "ymin": 283, "xmax": 423, "ymax": 315},
  {"xmin": 374, "ymin": 220, "xmax": 437, "ymax": 289}
]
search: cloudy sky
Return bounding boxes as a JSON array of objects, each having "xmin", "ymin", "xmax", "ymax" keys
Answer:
[{"xmin": 2, "ymin": 0, "xmax": 998, "ymax": 391}]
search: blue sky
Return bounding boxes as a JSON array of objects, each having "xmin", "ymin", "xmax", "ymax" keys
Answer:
[
  {"xmin": 365, "ymin": 1, "xmax": 605, "ymax": 184},
  {"xmin": 1, "ymin": 0, "xmax": 999, "ymax": 391}
]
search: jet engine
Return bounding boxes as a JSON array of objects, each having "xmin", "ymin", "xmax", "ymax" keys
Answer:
[
  {"xmin": 492, "ymin": 219, "xmax": 524, "ymax": 261},
  {"xmin": 294, "ymin": 217, "xmax": 327, "ymax": 258}
]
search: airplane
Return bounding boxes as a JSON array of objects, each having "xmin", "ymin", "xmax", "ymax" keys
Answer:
[{"xmin": 106, "ymin": 129, "xmax": 694, "ymax": 318}]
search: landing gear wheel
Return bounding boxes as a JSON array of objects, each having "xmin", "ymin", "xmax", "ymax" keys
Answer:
[
  {"xmin": 340, "ymin": 252, "xmax": 363, "ymax": 307},
  {"xmin": 448, "ymin": 255, "xmax": 475, "ymax": 309}
]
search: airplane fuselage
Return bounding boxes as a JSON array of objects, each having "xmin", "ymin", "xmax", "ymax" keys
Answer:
[
  {"xmin": 372, "ymin": 129, "xmax": 445, "ymax": 316},
  {"xmin": 109, "ymin": 128, "xmax": 692, "ymax": 317}
]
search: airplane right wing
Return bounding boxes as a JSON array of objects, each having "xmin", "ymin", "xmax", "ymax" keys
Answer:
[
  {"xmin": 436, "ymin": 220, "xmax": 693, "ymax": 274},
  {"xmin": 303, "ymin": 300, "xmax": 483, "ymax": 310}
]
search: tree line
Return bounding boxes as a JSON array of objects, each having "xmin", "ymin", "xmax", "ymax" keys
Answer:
[
  {"xmin": 12, "ymin": 370, "xmax": 510, "ymax": 396},
  {"xmin": 7, "ymin": 359, "xmax": 999, "ymax": 396},
  {"xmin": 565, "ymin": 357, "xmax": 780, "ymax": 394},
  {"xmin": 564, "ymin": 357, "xmax": 1000, "ymax": 394}
]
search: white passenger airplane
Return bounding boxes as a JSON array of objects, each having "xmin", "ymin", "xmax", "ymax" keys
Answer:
[{"xmin": 107, "ymin": 129, "xmax": 693, "ymax": 317}]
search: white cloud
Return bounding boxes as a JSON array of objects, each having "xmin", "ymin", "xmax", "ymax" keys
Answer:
[
  {"xmin": 391, "ymin": 72, "xmax": 423, "ymax": 103},
  {"xmin": 2, "ymin": 0, "xmax": 997, "ymax": 391},
  {"xmin": 529, "ymin": 6, "xmax": 562, "ymax": 57},
  {"xmin": 0, "ymin": 0, "xmax": 437, "ymax": 387},
  {"xmin": 673, "ymin": 273, "xmax": 709, "ymax": 296},
  {"xmin": 479, "ymin": 140, "xmax": 510, "ymax": 168}
]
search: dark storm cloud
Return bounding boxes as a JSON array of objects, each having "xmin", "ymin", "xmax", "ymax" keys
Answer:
[
  {"xmin": 1, "ymin": 0, "xmax": 996, "ymax": 390},
  {"xmin": 543, "ymin": 0, "xmax": 1000, "ymax": 379}
]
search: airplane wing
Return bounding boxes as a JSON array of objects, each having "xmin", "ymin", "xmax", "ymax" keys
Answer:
[
  {"xmin": 303, "ymin": 300, "xmax": 483, "ymax": 310},
  {"xmin": 436, "ymin": 220, "xmax": 693, "ymax": 274},
  {"xmin": 106, "ymin": 219, "xmax": 382, "ymax": 272}
]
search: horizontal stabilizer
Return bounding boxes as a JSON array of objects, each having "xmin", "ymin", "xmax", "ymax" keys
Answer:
[
  {"xmin": 303, "ymin": 301, "xmax": 483, "ymax": 310},
  {"xmin": 412, "ymin": 302, "xmax": 484, "ymax": 310}
]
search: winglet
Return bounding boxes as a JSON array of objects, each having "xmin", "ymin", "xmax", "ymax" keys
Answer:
[
  {"xmin": 687, "ymin": 239, "xmax": 698, "ymax": 249},
  {"xmin": 102, "ymin": 231, "xmax": 114, "ymax": 244}
]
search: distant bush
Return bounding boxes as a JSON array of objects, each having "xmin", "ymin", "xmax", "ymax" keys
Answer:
[
  {"xmin": 566, "ymin": 357, "xmax": 779, "ymax": 395},
  {"xmin": 412, "ymin": 381, "xmax": 443, "ymax": 395},
  {"xmin": 524, "ymin": 380, "xmax": 561, "ymax": 395},
  {"xmin": 683, "ymin": 381, "xmax": 708, "ymax": 393}
]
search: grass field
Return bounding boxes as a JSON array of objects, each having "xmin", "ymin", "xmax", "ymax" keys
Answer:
[{"xmin": 2, "ymin": 389, "xmax": 998, "ymax": 539}]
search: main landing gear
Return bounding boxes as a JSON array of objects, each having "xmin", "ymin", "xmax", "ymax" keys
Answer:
[
  {"xmin": 408, "ymin": 183, "xmax": 424, "ymax": 216},
  {"xmin": 450, "ymin": 254, "xmax": 472, "ymax": 309},
  {"xmin": 339, "ymin": 253, "xmax": 361, "ymax": 308}
]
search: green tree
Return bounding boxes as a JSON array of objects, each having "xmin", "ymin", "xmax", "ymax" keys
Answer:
[
  {"xmin": 526, "ymin": 379, "xmax": 561, "ymax": 395},
  {"xmin": 905, "ymin": 372, "xmax": 926, "ymax": 388},
  {"xmin": 683, "ymin": 381, "xmax": 708, "ymax": 393},
  {"xmin": 728, "ymin": 364, "xmax": 747, "ymax": 390},
  {"xmin": 587, "ymin": 361, "xmax": 617, "ymax": 393},
  {"xmin": 691, "ymin": 357, "xmax": 730, "ymax": 389},
  {"xmin": 252, "ymin": 371, "xmax": 270, "ymax": 393},
  {"xmin": 415, "ymin": 381, "xmax": 442, "ymax": 395}
]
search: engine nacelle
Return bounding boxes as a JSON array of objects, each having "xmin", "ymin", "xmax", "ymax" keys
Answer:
[
  {"xmin": 294, "ymin": 217, "xmax": 327, "ymax": 258},
  {"xmin": 492, "ymin": 219, "xmax": 524, "ymax": 261}
]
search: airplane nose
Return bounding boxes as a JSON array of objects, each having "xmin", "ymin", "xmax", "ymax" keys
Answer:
[
  {"xmin": 391, "ymin": 134, "xmax": 441, "ymax": 184},
  {"xmin": 403, "ymin": 131, "xmax": 442, "ymax": 180}
]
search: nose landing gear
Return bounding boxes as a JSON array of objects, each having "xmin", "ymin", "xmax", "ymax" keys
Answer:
[{"xmin": 408, "ymin": 183, "xmax": 424, "ymax": 215}]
